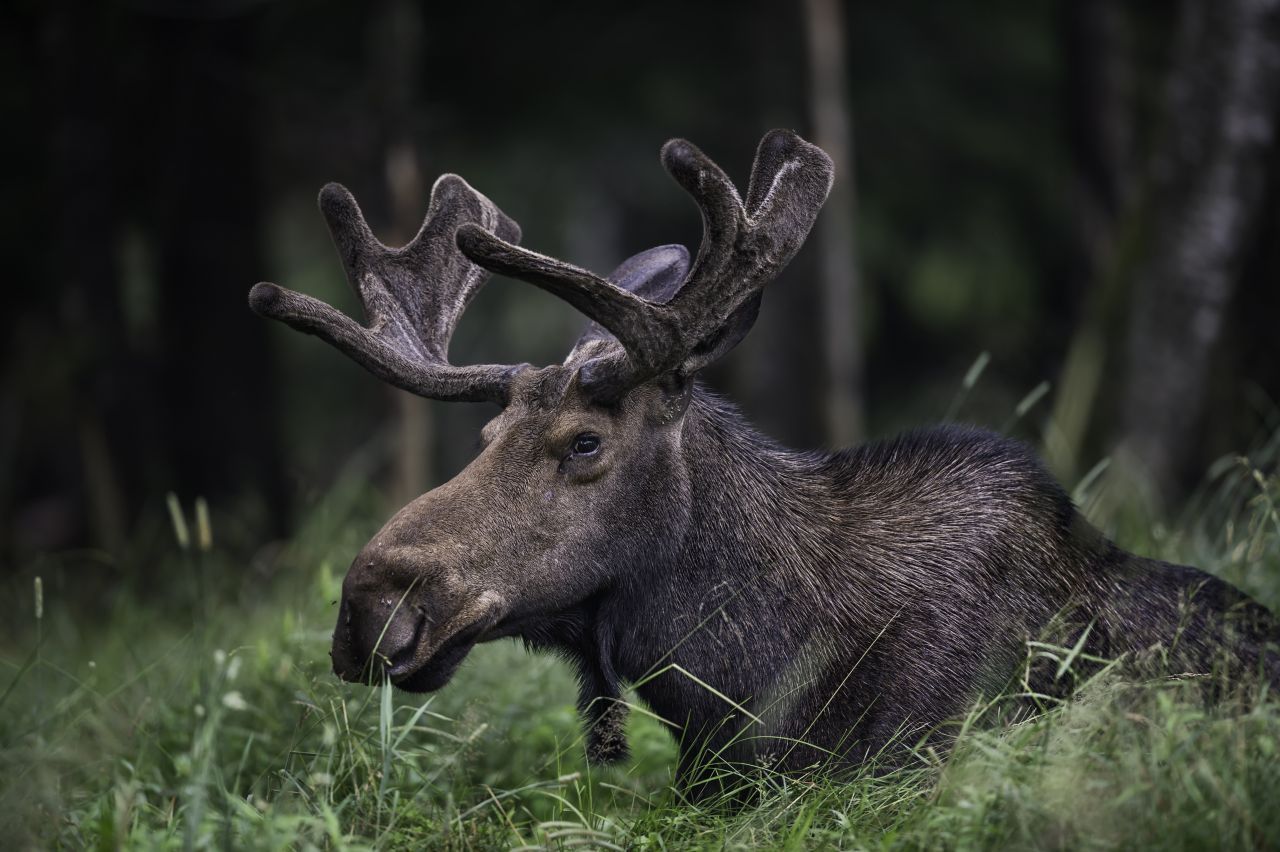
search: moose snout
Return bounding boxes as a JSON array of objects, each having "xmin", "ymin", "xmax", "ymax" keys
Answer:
[
  {"xmin": 330, "ymin": 537, "xmax": 494, "ymax": 691},
  {"xmin": 331, "ymin": 590, "xmax": 424, "ymax": 682}
]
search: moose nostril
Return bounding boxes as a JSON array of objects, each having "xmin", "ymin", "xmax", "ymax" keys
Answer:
[
  {"xmin": 332, "ymin": 594, "xmax": 424, "ymax": 681},
  {"xmin": 379, "ymin": 614, "xmax": 425, "ymax": 676}
]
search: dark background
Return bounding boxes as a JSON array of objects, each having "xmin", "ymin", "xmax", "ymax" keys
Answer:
[{"xmin": 3, "ymin": 0, "xmax": 1278, "ymax": 586}]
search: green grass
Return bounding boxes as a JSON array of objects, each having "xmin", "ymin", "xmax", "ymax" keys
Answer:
[{"xmin": 2, "ymin": 446, "xmax": 1278, "ymax": 850}]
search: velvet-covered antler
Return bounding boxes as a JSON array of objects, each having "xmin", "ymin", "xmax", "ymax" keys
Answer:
[
  {"xmin": 456, "ymin": 129, "xmax": 833, "ymax": 400},
  {"xmin": 249, "ymin": 175, "xmax": 525, "ymax": 404}
]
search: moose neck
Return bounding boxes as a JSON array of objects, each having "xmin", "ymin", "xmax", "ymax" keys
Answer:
[
  {"xmin": 676, "ymin": 388, "xmax": 836, "ymax": 576},
  {"xmin": 606, "ymin": 386, "xmax": 849, "ymax": 724}
]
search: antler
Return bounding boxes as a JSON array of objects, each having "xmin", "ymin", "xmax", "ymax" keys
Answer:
[
  {"xmin": 456, "ymin": 129, "xmax": 833, "ymax": 399},
  {"xmin": 249, "ymin": 175, "xmax": 525, "ymax": 404}
]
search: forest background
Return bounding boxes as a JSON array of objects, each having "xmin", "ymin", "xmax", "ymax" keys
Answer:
[
  {"xmin": 3, "ymin": 0, "xmax": 1277, "ymax": 571},
  {"xmin": 2, "ymin": 1, "xmax": 1279, "ymax": 846}
]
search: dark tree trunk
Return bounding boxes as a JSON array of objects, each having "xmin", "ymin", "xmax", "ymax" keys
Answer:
[
  {"xmin": 1118, "ymin": 0, "xmax": 1280, "ymax": 500},
  {"xmin": 44, "ymin": 1, "xmax": 130, "ymax": 554},
  {"xmin": 803, "ymin": 0, "xmax": 865, "ymax": 446},
  {"xmin": 733, "ymin": 0, "xmax": 823, "ymax": 449},
  {"xmin": 1046, "ymin": 0, "xmax": 1135, "ymax": 481},
  {"xmin": 148, "ymin": 11, "xmax": 288, "ymax": 532},
  {"xmin": 374, "ymin": 0, "xmax": 435, "ymax": 506}
]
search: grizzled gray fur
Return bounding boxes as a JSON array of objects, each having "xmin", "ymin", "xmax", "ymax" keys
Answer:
[{"xmin": 249, "ymin": 130, "xmax": 1280, "ymax": 796}]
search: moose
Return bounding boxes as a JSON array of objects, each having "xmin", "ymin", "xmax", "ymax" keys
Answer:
[{"xmin": 249, "ymin": 130, "xmax": 1279, "ymax": 792}]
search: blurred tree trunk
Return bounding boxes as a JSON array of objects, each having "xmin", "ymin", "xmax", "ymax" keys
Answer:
[
  {"xmin": 375, "ymin": 0, "xmax": 434, "ymax": 505},
  {"xmin": 733, "ymin": 0, "xmax": 824, "ymax": 449},
  {"xmin": 1117, "ymin": 0, "xmax": 1280, "ymax": 500},
  {"xmin": 44, "ymin": 1, "xmax": 130, "ymax": 554},
  {"xmin": 150, "ymin": 11, "xmax": 288, "ymax": 533},
  {"xmin": 1045, "ymin": 0, "xmax": 1135, "ymax": 481},
  {"xmin": 803, "ymin": 0, "xmax": 865, "ymax": 446}
]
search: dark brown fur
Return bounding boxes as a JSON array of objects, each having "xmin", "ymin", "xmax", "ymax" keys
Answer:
[
  {"xmin": 251, "ymin": 132, "xmax": 1280, "ymax": 797},
  {"xmin": 327, "ymin": 373, "xmax": 1279, "ymax": 795}
]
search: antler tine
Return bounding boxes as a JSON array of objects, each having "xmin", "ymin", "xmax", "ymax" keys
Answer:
[
  {"xmin": 454, "ymin": 226, "xmax": 684, "ymax": 371},
  {"xmin": 660, "ymin": 130, "xmax": 833, "ymax": 374},
  {"xmin": 456, "ymin": 130, "xmax": 833, "ymax": 400},
  {"xmin": 249, "ymin": 174, "xmax": 526, "ymax": 405}
]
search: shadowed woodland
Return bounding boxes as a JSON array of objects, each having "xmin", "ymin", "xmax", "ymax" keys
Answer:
[
  {"xmin": 4, "ymin": 0, "xmax": 1278, "ymax": 567},
  {"xmin": 2, "ymin": 0, "xmax": 1280, "ymax": 848}
]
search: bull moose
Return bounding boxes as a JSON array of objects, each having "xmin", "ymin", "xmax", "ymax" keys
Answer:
[{"xmin": 249, "ymin": 130, "xmax": 1279, "ymax": 792}]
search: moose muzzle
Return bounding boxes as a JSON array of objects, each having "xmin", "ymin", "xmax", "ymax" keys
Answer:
[
  {"xmin": 331, "ymin": 588, "xmax": 422, "ymax": 683},
  {"xmin": 330, "ymin": 541, "xmax": 507, "ymax": 692}
]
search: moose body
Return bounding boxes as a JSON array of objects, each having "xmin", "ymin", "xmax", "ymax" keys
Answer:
[{"xmin": 250, "ymin": 130, "xmax": 1279, "ymax": 793}]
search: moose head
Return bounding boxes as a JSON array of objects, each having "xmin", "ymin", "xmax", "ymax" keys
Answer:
[{"xmin": 249, "ymin": 130, "xmax": 833, "ymax": 695}]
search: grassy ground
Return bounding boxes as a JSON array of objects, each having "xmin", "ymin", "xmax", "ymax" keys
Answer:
[{"xmin": 2, "ymin": 436, "xmax": 1279, "ymax": 850}]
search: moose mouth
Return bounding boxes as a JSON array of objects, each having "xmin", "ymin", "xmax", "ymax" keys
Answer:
[{"xmin": 389, "ymin": 611, "xmax": 504, "ymax": 693}]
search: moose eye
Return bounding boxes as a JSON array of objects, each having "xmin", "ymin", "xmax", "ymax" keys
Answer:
[{"xmin": 571, "ymin": 433, "xmax": 601, "ymax": 456}]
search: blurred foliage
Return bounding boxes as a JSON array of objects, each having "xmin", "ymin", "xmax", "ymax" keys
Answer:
[{"xmin": 2, "ymin": 0, "xmax": 1276, "ymax": 566}]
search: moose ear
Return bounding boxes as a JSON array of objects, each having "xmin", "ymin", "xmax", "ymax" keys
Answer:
[
  {"xmin": 606, "ymin": 244, "xmax": 690, "ymax": 302},
  {"xmin": 569, "ymin": 245, "xmax": 690, "ymax": 361}
]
